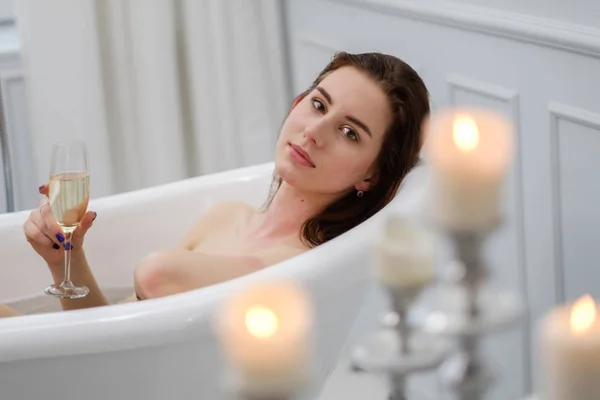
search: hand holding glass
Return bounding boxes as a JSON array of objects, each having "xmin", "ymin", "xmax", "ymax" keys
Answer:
[{"xmin": 44, "ymin": 140, "xmax": 90, "ymax": 299}]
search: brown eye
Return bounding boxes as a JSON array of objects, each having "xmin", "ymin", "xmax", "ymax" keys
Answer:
[
  {"xmin": 342, "ymin": 127, "xmax": 359, "ymax": 142},
  {"xmin": 312, "ymin": 99, "xmax": 325, "ymax": 112}
]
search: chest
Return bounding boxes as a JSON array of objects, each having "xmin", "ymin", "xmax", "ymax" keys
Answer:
[{"xmin": 192, "ymin": 216, "xmax": 303, "ymax": 257}]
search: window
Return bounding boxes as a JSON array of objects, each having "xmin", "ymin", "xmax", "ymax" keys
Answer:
[{"xmin": 0, "ymin": 0, "xmax": 14, "ymax": 23}]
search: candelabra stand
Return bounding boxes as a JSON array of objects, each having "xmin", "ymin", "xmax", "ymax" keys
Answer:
[
  {"xmin": 350, "ymin": 282, "xmax": 449, "ymax": 400},
  {"xmin": 350, "ymin": 221, "xmax": 526, "ymax": 400}
]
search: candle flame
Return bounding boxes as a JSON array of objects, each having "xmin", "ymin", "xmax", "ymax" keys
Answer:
[
  {"xmin": 245, "ymin": 306, "xmax": 279, "ymax": 339},
  {"xmin": 452, "ymin": 116, "xmax": 480, "ymax": 152},
  {"xmin": 570, "ymin": 294, "xmax": 597, "ymax": 334}
]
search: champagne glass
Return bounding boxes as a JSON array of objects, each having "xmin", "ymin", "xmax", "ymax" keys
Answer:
[{"xmin": 44, "ymin": 140, "xmax": 90, "ymax": 299}]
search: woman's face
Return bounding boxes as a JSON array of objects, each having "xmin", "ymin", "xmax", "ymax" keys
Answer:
[{"xmin": 275, "ymin": 66, "xmax": 391, "ymax": 196}]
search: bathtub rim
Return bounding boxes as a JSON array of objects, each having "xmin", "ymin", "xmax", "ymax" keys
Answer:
[{"xmin": 0, "ymin": 161, "xmax": 275, "ymax": 229}]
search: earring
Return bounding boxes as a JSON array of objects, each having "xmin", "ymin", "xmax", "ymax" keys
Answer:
[{"xmin": 357, "ymin": 190, "xmax": 364, "ymax": 198}]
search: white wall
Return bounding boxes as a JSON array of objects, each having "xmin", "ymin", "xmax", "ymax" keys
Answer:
[{"xmin": 284, "ymin": 0, "xmax": 600, "ymax": 399}]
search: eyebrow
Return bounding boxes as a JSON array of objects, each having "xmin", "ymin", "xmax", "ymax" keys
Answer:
[
  {"xmin": 316, "ymin": 86, "xmax": 373, "ymax": 138},
  {"xmin": 316, "ymin": 86, "xmax": 333, "ymax": 105}
]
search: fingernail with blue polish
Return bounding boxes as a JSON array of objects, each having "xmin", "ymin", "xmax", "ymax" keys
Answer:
[
  {"xmin": 52, "ymin": 243, "xmax": 60, "ymax": 250},
  {"xmin": 92, "ymin": 212, "xmax": 97, "ymax": 221},
  {"xmin": 64, "ymin": 242, "xmax": 73, "ymax": 251},
  {"xmin": 38, "ymin": 185, "xmax": 44, "ymax": 192},
  {"xmin": 56, "ymin": 233, "xmax": 65, "ymax": 243}
]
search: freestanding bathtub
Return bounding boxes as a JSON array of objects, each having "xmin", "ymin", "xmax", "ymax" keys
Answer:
[{"xmin": 0, "ymin": 161, "xmax": 428, "ymax": 400}]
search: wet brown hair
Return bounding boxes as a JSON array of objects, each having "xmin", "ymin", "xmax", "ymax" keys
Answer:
[{"xmin": 266, "ymin": 51, "xmax": 430, "ymax": 248}]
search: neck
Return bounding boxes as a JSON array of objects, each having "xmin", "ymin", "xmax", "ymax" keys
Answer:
[{"xmin": 252, "ymin": 182, "xmax": 339, "ymax": 239}]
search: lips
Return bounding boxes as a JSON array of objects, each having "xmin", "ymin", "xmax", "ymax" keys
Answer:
[{"xmin": 289, "ymin": 143, "xmax": 315, "ymax": 167}]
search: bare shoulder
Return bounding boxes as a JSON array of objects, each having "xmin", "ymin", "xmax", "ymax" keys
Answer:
[{"xmin": 177, "ymin": 201, "xmax": 257, "ymax": 250}]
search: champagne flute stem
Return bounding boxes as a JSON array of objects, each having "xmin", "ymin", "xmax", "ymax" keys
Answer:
[{"xmin": 63, "ymin": 231, "xmax": 72, "ymax": 285}]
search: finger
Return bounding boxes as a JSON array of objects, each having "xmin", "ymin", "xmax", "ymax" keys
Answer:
[
  {"xmin": 72, "ymin": 211, "xmax": 97, "ymax": 241},
  {"xmin": 23, "ymin": 219, "xmax": 57, "ymax": 248},
  {"xmin": 39, "ymin": 201, "xmax": 66, "ymax": 245},
  {"xmin": 81, "ymin": 210, "xmax": 97, "ymax": 230},
  {"xmin": 29, "ymin": 208, "xmax": 62, "ymax": 247},
  {"xmin": 38, "ymin": 184, "xmax": 49, "ymax": 197}
]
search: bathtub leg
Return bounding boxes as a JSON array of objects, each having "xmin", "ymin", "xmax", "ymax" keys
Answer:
[{"xmin": 0, "ymin": 304, "xmax": 20, "ymax": 318}]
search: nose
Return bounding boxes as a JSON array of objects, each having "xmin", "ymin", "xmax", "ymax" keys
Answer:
[{"xmin": 304, "ymin": 118, "xmax": 329, "ymax": 146}]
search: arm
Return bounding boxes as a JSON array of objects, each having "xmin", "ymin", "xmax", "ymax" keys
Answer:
[
  {"xmin": 23, "ymin": 192, "xmax": 108, "ymax": 311},
  {"xmin": 130, "ymin": 202, "xmax": 254, "ymax": 301},
  {"xmin": 134, "ymin": 251, "xmax": 262, "ymax": 299},
  {"xmin": 56, "ymin": 202, "xmax": 287, "ymax": 306},
  {"xmin": 0, "ymin": 304, "xmax": 21, "ymax": 318},
  {"xmin": 134, "ymin": 202, "xmax": 308, "ymax": 299},
  {"xmin": 51, "ymin": 202, "xmax": 240, "ymax": 309},
  {"xmin": 48, "ymin": 248, "xmax": 111, "ymax": 310},
  {"xmin": 133, "ymin": 247, "xmax": 303, "ymax": 300}
]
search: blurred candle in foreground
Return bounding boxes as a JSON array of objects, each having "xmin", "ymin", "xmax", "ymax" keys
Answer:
[
  {"xmin": 216, "ymin": 280, "xmax": 313, "ymax": 399},
  {"xmin": 539, "ymin": 294, "xmax": 600, "ymax": 400},
  {"xmin": 423, "ymin": 108, "xmax": 514, "ymax": 232},
  {"xmin": 373, "ymin": 215, "xmax": 436, "ymax": 288}
]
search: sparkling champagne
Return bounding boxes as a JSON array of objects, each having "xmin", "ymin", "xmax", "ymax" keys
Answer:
[{"xmin": 49, "ymin": 172, "xmax": 90, "ymax": 233}]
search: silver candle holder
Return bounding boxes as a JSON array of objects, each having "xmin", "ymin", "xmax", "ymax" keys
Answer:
[
  {"xmin": 350, "ymin": 220, "xmax": 526, "ymax": 400},
  {"xmin": 351, "ymin": 283, "xmax": 449, "ymax": 400}
]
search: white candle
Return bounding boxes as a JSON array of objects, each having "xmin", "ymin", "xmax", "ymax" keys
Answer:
[
  {"xmin": 423, "ymin": 107, "xmax": 514, "ymax": 232},
  {"xmin": 539, "ymin": 294, "xmax": 600, "ymax": 400},
  {"xmin": 216, "ymin": 280, "xmax": 313, "ymax": 398},
  {"xmin": 373, "ymin": 215, "xmax": 436, "ymax": 288}
]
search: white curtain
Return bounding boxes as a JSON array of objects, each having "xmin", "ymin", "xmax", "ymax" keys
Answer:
[{"xmin": 16, "ymin": 0, "xmax": 291, "ymax": 197}]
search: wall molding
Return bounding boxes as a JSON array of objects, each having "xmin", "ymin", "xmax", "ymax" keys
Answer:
[
  {"xmin": 549, "ymin": 102, "xmax": 600, "ymax": 130},
  {"xmin": 447, "ymin": 73, "xmax": 530, "ymax": 391},
  {"xmin": 447, "ymin": 74, "xmax": 519, "ymax": 104},
  {"xmin": 548, "ymin": 102, "xmax": 600, "ymax": 304},
  {"xmin": 326, "ymin": 0, "xmax": 600, "ymax": 59},
  {"xmin": 297, "ymin": 35, "xmax": 343, "ymax": 55},
  {"xmin": 297, "ymin": 35, "xmax": 424, "ymax": 77}
]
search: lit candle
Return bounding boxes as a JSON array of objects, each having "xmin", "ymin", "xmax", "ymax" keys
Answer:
[
  {"xmin": 423, "ymin": 108, "xmax": 514, "ymax": 232},
  {"xmin": 539, "ymin": 294, "xmax": 600, "ymax": 400},
  {"xmin": 373, "ymin": 215, "xmax": 436, "ymax": 288},
  {"xmin": 216, "ymin": 280, "xmax": 313, "ymax": 399}
]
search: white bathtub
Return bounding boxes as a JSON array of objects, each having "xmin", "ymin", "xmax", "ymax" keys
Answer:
[{"xmin": 0, "ymin": 162, "xmax": 428, "ymax": 400}]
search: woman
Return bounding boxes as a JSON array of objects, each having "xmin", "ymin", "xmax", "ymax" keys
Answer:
[{"xmin": 1, "ymin": 51, "xmax": 429, "ymax": 317}]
